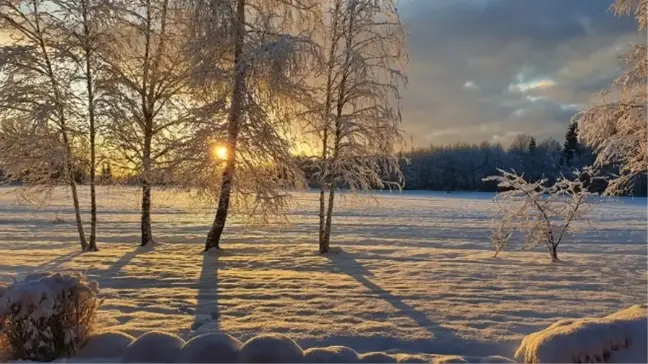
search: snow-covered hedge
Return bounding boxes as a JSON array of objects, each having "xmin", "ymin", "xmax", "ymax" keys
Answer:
[
  {"xmin": 515, "ymin": 304, "xmax": 647, "ymax": 363},
  {"xmin": 0, "ymin": 273, "xmax": 101, "ymax": 362}
]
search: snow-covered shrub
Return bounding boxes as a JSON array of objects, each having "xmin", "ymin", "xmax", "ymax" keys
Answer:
[
  {"xmin": 358, "ymin": 352, "xmax": 396, "ymax": 363},
  {"xmin": 303, "ymin": 345, "xmax": 359, "ymax": 363},
  {"xmin": 237, "ymin": 333, "xmax": 304, "ymax": 363},
  {"xmin": 515, "ymin": 304, "xmax": 647, "ymax": 363},
  {"xmin": 174, "ymin": 332, "xmax": 242, "ymax": 363},
  {"xmin": 121, "ymin": 331, "xmax": 185, "ymax": 363},
  {"xmin": 76, "ymin": 331, "xmax": 135, "ymax": 359},
  {"xmin": 0, "ymin": 272, "xmax": 101, "ymax": 362},
  {"xmin": 484, "ymin": 168, "xmax": 600, "ymax": 261}
]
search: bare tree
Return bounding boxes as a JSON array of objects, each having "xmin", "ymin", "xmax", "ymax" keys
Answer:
[
  {"xmin": 49, "ymin": 0, "xmax": 113, "ymax": 251},
  {"xmin": 307, "ymin": 0, "xmax": 407, "ymax": 253},
  {"xmin": 100, "ymin": 0, "xmax": 198, "ymax": 246},
  {"xmin": 189, "ymin": 0, "xmax": 320, "ymax": 251},
  {"xmin": 0, "ymin": 0, "xmax": 89, "ymax": 250},
  {"xmin": 577, "ymin": 0, "xmax": 647, "ymax": 194},
  {"xmin": 484, "ymin": 168, "xmax": 601, "ymax": 262}
]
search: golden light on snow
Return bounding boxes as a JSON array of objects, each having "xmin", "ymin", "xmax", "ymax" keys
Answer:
[{"xmin": 212, "ymin": 145, "xmax": 228, "ymax": 161}]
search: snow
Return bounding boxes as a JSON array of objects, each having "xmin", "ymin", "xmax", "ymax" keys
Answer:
[
  {"xmin": 120, "ymin": 331, "xmax": 185, "ymax": 363},
  {"xmin": 174, "ymin": 332, "xmax": 242, "ymax": 363},
  {"xmin": 515, "ymin": 304, "xmax": 647, "ymax": 363},
  {"xmin": 303, "ymin": 345, "xmax": 359, "ymax": 363},
  {"xmin": 0, "ymin": 187, "xmax": 645, "ymax": 360},
  {"xmin": 76, "ymin": 331, "xmax": 135, "ymax": 359},
  {"xmin": 237, "ymin": 333, "xmax": 304, "ymax": 363}
]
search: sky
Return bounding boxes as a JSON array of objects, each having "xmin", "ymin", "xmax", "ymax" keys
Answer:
[{"xmin": 398, "ymin": 0, "xmax": 644, "ymax": 147}]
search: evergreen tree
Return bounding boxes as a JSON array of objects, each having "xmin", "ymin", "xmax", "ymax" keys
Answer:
[
  {"xmin": 528, "ymin": 137, "xmax": 537, "ymax": 155},
  {"xmin": 562, "ymin": 122, "xmax": 580, "ymax": 166}
]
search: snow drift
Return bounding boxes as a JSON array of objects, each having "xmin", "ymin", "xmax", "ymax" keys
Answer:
[
  {"xmin": 121, "ymin": 331, "xmax": 185, "ymax": 363},
  {"xmin": 174, "ymin": 332, "xmax": 242, "ymax": 363},
  {"xmin": 237, "ymin": 333, "xmax": 304, "ymax": 363},
  {"xmin": 515, "ymin": 304, "xmax": 647, "ymax": 363},
  {"xmin": 76, "ymin": 331, "xmax": 135, "ymax": 359}
]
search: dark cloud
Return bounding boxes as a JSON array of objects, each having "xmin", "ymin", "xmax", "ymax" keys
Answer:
[{"xmin": 398, "ymin": 0, "xmax": 643, "ymax": 146}]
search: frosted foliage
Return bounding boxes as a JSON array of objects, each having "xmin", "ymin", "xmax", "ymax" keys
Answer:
[
  {"xmin": 121, "ymin": 331, "xmax": 185, "ymax": 363},
  {"xmin": 174, "ymin": 333, "xmax": 242, "ymax": 363},
  {"xmin": 358, "ymin": 352, "xmax": 397, "ymax": 363},
  {"xmin": 0, "ymin": 273, "xmax": 100, "ymax": 362},
  {"xmin": 237, "ymin": 333, "xmax": 304, "ymax": 363},
  {"xmin": 484, "ymin": 168, "xmax": 599, "ymax": 261},
  {"xmin": 515, "ymin": 305, "xmax": 647, "ymax": 363},
  {"xmin": 303, "ymin": 345, "xmax": 359, "ymax": 363},
  {"xmin": 577, "ymin": 0, "xmax": 647, "ymax": 194},
  {"xmin": 76, "ymin": 331, "xmax": 135, "ymax": 359}
]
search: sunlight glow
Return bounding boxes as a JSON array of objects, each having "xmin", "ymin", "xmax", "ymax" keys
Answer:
[{"xmin": 213, "ymin": 145, "xmax": 228, "ymax": 161}]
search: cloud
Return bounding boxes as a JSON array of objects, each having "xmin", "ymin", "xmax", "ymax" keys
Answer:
[{"xmin": 398, "ymin": 0, "xmax": 643, "ymax": 147}]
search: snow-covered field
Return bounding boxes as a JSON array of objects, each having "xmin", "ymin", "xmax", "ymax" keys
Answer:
[{"xmin": 0, "ymin": 187, "xmax": 645, "ymax": 359}]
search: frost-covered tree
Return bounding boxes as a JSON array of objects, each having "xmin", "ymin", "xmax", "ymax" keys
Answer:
[
  {"xmin": 577, "ymin": 0, "xmax": 647, "ymax": 194},
  {"xmin": 99, "ymin": 0, "xmax": 199, "ymax": 246},
  {"xmin": 48, "ymin": 0, "xmax": 113, "ymax": 251},
  {"xmin": 186, "ymin": 0, "xmax": 320, "ymax": 251},
  {"xmin": 0, "ymin": 0, "xmax": 90, "ymax": 250},
  {"xmin": 484, "ymin": 168, "xmax": 600, "ymax": 262},
  {"xmin": 308, "ymin": 0, "xmax": 407, "ymax": 253}
]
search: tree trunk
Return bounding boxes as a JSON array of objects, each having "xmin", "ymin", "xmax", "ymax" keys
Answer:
[
  {"xmin": 141, "ymin": 132, "xmax": 153, "ymax": 246},
  {"xmin": 550, "ymin": 245, "xmax": 558, "ymax": 262},
  {"xmin": 318, "ymin": 186, "xmax": 327, "ymax": 253},
  {"xmin": 323, "ymin": 182, "xmax": 336, "ymax": 247},
  {"xmin": 69, "ymin": 180, "xmax": 88, "ymax": 251},
  {"xmin": 204, "ymin": 0, "xmax": 245, "ymax": 251},
  {"xmin": 83, "ymin": 4, "xmax": 98, "ymax": 251}
]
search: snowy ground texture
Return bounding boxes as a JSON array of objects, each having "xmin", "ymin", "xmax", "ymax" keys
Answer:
[{"xmin": 0, "ymin": 187, "xmax": 645, "ymax": 360}]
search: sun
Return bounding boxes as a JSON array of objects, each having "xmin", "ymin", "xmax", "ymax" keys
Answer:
[{"xmin": 212, "ymin": 145, "xmax": 228, "ymax": 161}]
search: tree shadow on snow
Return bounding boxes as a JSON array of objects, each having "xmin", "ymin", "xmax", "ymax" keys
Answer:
[
  {"xmin": 35, "ymin": 250, "xmax": 84, "ymax": 272},
  {"xmin": 191, "ymin": 252, "xmax": 220, "ymax": 333},
  {"xmin": 325, "ymin": 251, "xmax": 505, "ymax": 356}
]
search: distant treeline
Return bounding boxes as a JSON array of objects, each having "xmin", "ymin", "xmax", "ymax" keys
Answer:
[{"xmin": 298, "ymin": 122, "xmax": 647, "ymax": 197}]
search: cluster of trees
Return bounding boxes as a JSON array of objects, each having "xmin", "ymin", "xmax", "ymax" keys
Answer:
[
  {"xmin": 397, "ymin": 123, "xmax": 617, "ymax": 193},
  {"xmin": 0, "ymin": 0, "xmax": 407, "ymax": 252}
]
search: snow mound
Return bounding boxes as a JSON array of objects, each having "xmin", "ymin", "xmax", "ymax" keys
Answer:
[
  {"xmin": 174, "ymin": 332, "xmax": 242, "ymax": 363},
  {"xmin": 76, "ymin": 331, "xmax": 135, "ymax": 359},
  {"xmin": 237, "ymin": 334, "xmax": 303, "ymax": 363},
  {"xmin": 303, "ymin": 345, "xmax": 359, "ymax": 363},
  {"xmin": 515, "ymin": 304, "xmax": 647, "ymax": 363},
  {"xmin": 431, "ymin": 355, "xmax": 470, "ymax": 363},
  {"xmin": 475, "ymin": 356, "xmax": 516, "ymax": 363},
  {"xmin": 358, "ymin": 352, "xmax": 396, "ymax": 363},
  {"xmin": 121, "ymin": 331, "xmax": 185, "ymax": 363},
  {"xmin": 393, "ymin": 353, "xmax": 429, "ymax": 363}
]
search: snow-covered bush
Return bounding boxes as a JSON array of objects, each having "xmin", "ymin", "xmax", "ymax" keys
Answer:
[
  {"xmin": 484, "ymin": 168, "xmax": 600, "ymax": 261},
  {"xmin": 121, "ymin": 331, "xmax": 185, "ymax": 363},
  {"xmin": 237, "ymin": 333, "xmax": 304, "ymax": 363},
  {"xmin": 515, "ymin": 304, "xmax": 647, "ymax": 363},
  {"xmin": 0, "ymin": 272, "xmax": 101, "ymax": 362}
]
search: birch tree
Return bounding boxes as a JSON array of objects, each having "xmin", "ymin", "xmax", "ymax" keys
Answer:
[
  {"xmin": 309, "ymin": 0, "xmax": 407, "ymax": 253},
  {"xmin": 577, "ymin": 0, "xmax": 647, "ymax": 194},
  {"xmin": 189, "ymin": 0, "xmax": 320, "ymax": 251},
  {"xmin": 0, "ymin": 0, "xmax": 90, "ymax": 250},
  {"xmin": 100, "ymin": 0, "xmax": 198, "ymax": 246},
  {"xmin": 48, "ymin": 0, "xmax": 113, "ymax": 251}
]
